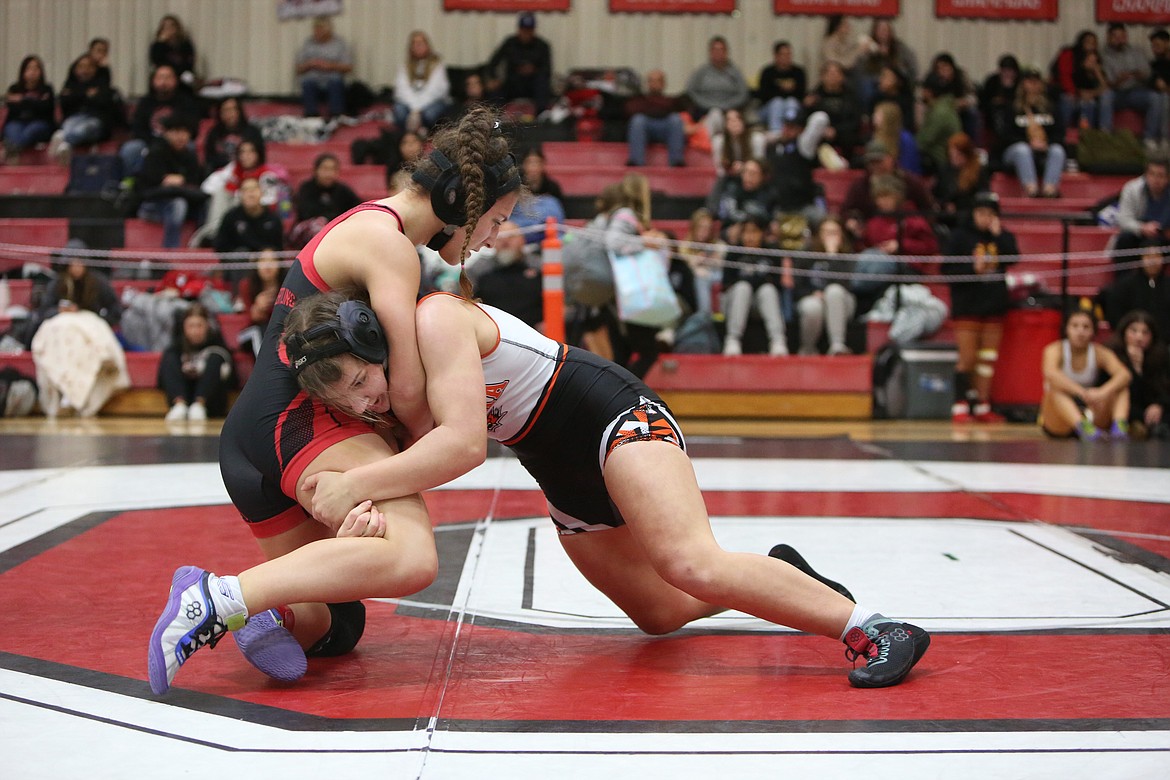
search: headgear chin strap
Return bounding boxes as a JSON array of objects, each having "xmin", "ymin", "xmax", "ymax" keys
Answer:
[
  {"xmin": 288, "ymin": 300, "xmax": 388, "ymax": 375},
  {"xmin": 411, "ymin": 148, "xmax": 522, "ymax": 235}
]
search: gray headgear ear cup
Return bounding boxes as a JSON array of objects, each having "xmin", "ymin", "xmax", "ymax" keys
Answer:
[{"xmin": 288, "ymin": 300, "xmax": 388, "ymax": 374}]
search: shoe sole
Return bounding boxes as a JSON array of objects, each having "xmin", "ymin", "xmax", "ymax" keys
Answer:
[
  {"xmin": 768, "ymin": 544, "xmax": 855, "ymax": 602},
  {"xmin": 233, "ymin": 611, "xmax": 307, "ymax": 682},
  {"xmin": 147, "ymin": 565, "xmax": 204, "ymax": 695},
  {"xmin": 848, "ymin": 625, "xmax": 931, "ymax": 688}
]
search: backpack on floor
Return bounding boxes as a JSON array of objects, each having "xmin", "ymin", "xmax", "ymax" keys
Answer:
[{"xmin": 65, "ymin": 154, "xmax": 123, "ymax": 196}]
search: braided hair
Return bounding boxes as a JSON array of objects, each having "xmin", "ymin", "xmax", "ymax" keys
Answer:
[{"xmin": 410, "ymin": 105, "xmax": 520, "ymax": 299}]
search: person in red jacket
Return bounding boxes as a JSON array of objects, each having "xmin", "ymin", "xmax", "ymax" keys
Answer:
[{"xmin": 861, "ymin": 174, "xmax": 938, "ymax": 257}]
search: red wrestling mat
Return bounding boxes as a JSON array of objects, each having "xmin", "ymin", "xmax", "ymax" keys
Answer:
[{"xmin": 1, "ymin": 491, "xmax": 1168, "ymax": 729}]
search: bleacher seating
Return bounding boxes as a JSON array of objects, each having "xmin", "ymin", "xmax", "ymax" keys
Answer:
[{"xmin": 0, "ymin": 167, "xmax": 70, "ymax": 195}]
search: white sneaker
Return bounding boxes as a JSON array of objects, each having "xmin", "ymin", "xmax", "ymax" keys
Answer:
[
  {"xmin": 165, "ymin": 402, "xmax": 188, "ymax": 421},
  {"xmin": 827, "ymin": 342, "xmax": 852, "ymax": 356},
  {"xmin": 769, "ymin": 340, "xmax": 789, "ymax": 356},
  {"xmin": 187, "ymin": 401, "xmax": 207, "ymax": 421},
  {"xmin": 723, "ymin": 337, "xmax": 742, "ymax": 356}
]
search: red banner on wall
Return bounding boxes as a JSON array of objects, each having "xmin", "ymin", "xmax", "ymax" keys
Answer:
[
  {"xmin": 773, "ymin": 0, "xmax": 899, "ymax": 15},
  {"xmin": 443, "ymin": 0, "xmax": 570, "ymax": 11},
  {"xmin": 935, "ymin": 0, "xmax": 1057, "ymax": 20},
  {"xmin": 1095, "ymin": 0, "xmax": 1170, "ymax": 23},
  {"xmin": 611, "ymin": 0, "xmax": 735, "ymax": 11}
]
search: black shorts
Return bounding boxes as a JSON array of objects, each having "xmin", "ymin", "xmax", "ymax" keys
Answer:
[{"xmin": 508, "ymin": 347, "xmax": 685, "ymax": 535}]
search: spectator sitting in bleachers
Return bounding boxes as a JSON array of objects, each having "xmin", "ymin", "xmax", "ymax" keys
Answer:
[
  {"xmin": 150, "ymin": 14, "xmax": 198, "ymax": 90},
  {"xmin": 803, "ymin": 60, "xmax": 864, "ymax": 163},
  {"xmin": 678, "ymin": 207, "xmax": 725, "ymax": 316},
  {"xmin": 721, "ymin": 212, "xmax": 789, "ymax": 357},
  {"xmin": 213, "ymin": 178, "xmax": 284, "ymax": 267},
  {"xmin": 794, "ymin": 215, "xmax": 857, "ymax": 356},
  {"xmin": 818, "ymin": 15, "xmax": 872, "ymax": 80},
  {"xmin": 944, "ymin": 192, "xmax": 1016, "ymax": 423},
  {"xmin": 197, "ymin": 138, "xmax": 290, "ymax": 247},
  {"xmin": 234, "ymin": 248, "xmax": 286, "ymax": 357},
  {"xmin": 1050, "ymin": 31, "xmax": 1101, "ymax": 133},
  {"xmin": 872, "ymin": 65, "xmax": 915, "ymax": 132},
  {"xmin": 1001, "ymin": 66, "xmax": 1065, "ymax": 199},
  {"xmin": 18, "ymin": 239, "xmax": 120, "ymax": 349},
  {"xmin": 83, "ymin": 37, "xmax": 113, "ymax": 88},
  {"xmin": 510, "ymin": 148, "xmax": 565, "ymax": 247},
  {"xmin": 874, "ymin": 100, "xmax": 921, "ymax": 175},
  {"xmin": 711, "ymin": 108, "xmax": 766, "ymax": 184},
  {"xmin": 1102, "ymin": 23, "xmax": 1168, "ymax": 154},
  {"xmin": 841, "ymin": 139, "xmax": 935, "ymax": 241},
  {"xmin": 487, "ymin": 12, "xmax": 553, "ymax": 114},
  {"xmin": 1101, "ymin": 237, "xmax": 1170, "ymax": 338},
  {"xmin": 469, "ymin": 221, "xmax": 544, "ymax": 330},
  {"xmin": 159, "ymin": 302, "xmax": 235, "ymax": 422},
  {"xmin": 3, "ymin": 55, "xmax": 55, "ymax": 162},
  {"xmin": 134, "ymin": 113, "xmax": 206, "ymax": 249},
  {"xmin": 1152, "ymin": 29, "xmax": 1170, "ymax": 111},
  {"xmin": 933, "ymin": 132, "xmax": 989, "ymax": 228},
  {"xmin": 756, "ymin": 41, "xmax": 807, "ymax": 142},
  {"xmin": 860, "ymin": 173, "xmax": 938, "ymax": 260},
  {"xmin": 925, "ymin": 52, "xmax": 979, "ymax": 139},
  {"xmin": 393, "ymin": 30, "xmax": 452, "ymax": 135},
  {"xmin": 287, "ymin": 152, "xmax": 361, "ymax": 249},
  {"xmin": 1113, "ymin": 155, "xmax": 1170, "ymax": 263},
  {"xmin": 1073, "ymin": 47, "xmax": 1113, "ymax": 131},
  {"xmin": 709, "ymin": 157, "xmax": 775, "ymax": 226},
  {"xmin": 50, "ymin": 54, "xmax": 118, "ymax": 165},
  {"xmin": 296, "ymin": 15, "xmax": 353, "ymax": 119},
  {"xmin": 120, "ymin": 64, "xmax": 201, "ymax": 177},
  {"xmin": 625, "ymin": 69, "xmax": 687, "ymax": 168},
  {"xmin": 1106, "ymin": 309, "xmax": 1170, "ymax": 440},
  {"xmin": 980, "ymin": 54, "xmax": 1020, "ymax": 150},
  {"xmin": 203, "ymin": 97, "xmax": 265, "ymax": 171},
  {"xmin": 685, "ymin": 35, "xmax": 751, "ymax": 139},
  {"xmin": 857, "ymin": 19, "xmax": 918, "ymax": 111},
  {"xmin": 916, "ymin": 77, "xmax": 960, "ymax": 178},
  {"xmin": 767, "ymin": 108, "xmax": 830, "ymax": 224}
]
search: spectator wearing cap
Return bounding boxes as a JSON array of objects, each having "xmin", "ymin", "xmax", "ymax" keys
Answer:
[
  {"xmin": 916, "ymin": 75, "xmax": 961, "ymax": 177},
  {"xmin": 685, "ymin": 35, "xmax": 751, "ymax": 139},
  {"xmin": 766, "ymin": 108, "xmax": 831, "ymax": 222},
  {"xmin": 1114, "ymin": 155, "xmax": 1170, "ymax": 264},
  {"xmin": 980, "ymin": 55, "xmax": 1020, "ymax": 150},
  {"xmin": 756, "ymin": 41, "xmax": 807, "ymax": 140},
  {"xmin": 295, "ymin": 16, "xmax": 353, "ymax": 119},
  {"xmin": 1102, "ymin": 23, "xmax": 1169, "ymax": 153},
  {"xmin": 841, "ymin": 139, "xmax": 934, "ymax": 240},
  {"xmin": 487, "ymin": 12, "xmax": 553, "ymax": 113},
  {"xmin": 1001, "ymin": 65, "xmax": 1065, "ymax": 199},
  {"xmin": 134, "ymin": 113, "xmax": 206, "ymax": 248},
  {"xmin": 625, "ymin": 69, "xmax": 687, "ymax": 167},
  {"xmin": 944, "ymin": 192, "xmax": 1017, "ymax": 423}
]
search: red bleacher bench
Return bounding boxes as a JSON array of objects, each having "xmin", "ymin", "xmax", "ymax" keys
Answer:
[
  {"xmin": 991, "ymin": 172, "xmax": 1129, "ymax": 200},
  {"xmin": 0, "ymin": 166, "xmax": 69, "ymax": 195},
  {"xmin": 541, "ymin": 141, "xmax": 712, "ymax": 169},
  {"xmin": 543, "ymin": 164, "xmax": 716, "ymax": 197},
  {"xmin": 121, "ymin": 219, "xmax": 197, "ymax": 249}
]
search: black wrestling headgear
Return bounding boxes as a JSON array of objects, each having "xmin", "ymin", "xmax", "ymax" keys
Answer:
[
  {"xmin": 287, "ymin": 300, "xmax": 387, "ymax": 374},
  {"xmin": 411, "ymin": 148, "xmax": 522, "ymax": 244}
]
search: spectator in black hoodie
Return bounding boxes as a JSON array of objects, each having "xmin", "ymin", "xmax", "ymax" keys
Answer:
[
  {"xmin": 135, "ymin": 114, "xmax": 206, "ymax": 248},
  {"xmin": 120, "ymin": 64, "xmax": 201, "ymax": 177},
  {"xmin": 51, "ymin": 54, "xmax": 119, "ymax": 163},
  {"xmin": 203, "ymin": 97, "xmax": 265, "ymax": 171}
]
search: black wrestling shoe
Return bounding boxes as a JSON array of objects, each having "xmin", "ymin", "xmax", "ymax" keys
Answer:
[
  {"xmin": 844, "ymin": 621, "xmax": 931, "ymax": 688},
  {"xmin": 768, "ymin": 543, "xmax": 855, "ymax": 602}
]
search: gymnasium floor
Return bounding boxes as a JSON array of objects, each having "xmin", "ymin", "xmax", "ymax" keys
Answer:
[{"xmin": 1, "ymin": 417, "xmax": 1168, "ymax": 779}]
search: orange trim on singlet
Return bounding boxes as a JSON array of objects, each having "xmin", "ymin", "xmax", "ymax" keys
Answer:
[
  {"xmin": 500, "ymin": 343, "xmax": 566, "ymax": 447},
  {"xmin": 246, "ymin": 504, "xmax": 310, "ymax": 539},
  {"xmin": 298, "ymin": 201, "xmax": 406, "ymax": 293}
]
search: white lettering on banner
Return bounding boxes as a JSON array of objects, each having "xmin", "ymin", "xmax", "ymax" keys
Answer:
[
  {"xmin": 788, "ymin": 0, "xmax": 885, "ymax": 7},
  {"xmin": 1107, "ymin": 0, "xmax": 1170, "ymax": 12},
  {"xmin": 948, "ymin": 0, "xmax": 1044, "ymax": 9}
]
